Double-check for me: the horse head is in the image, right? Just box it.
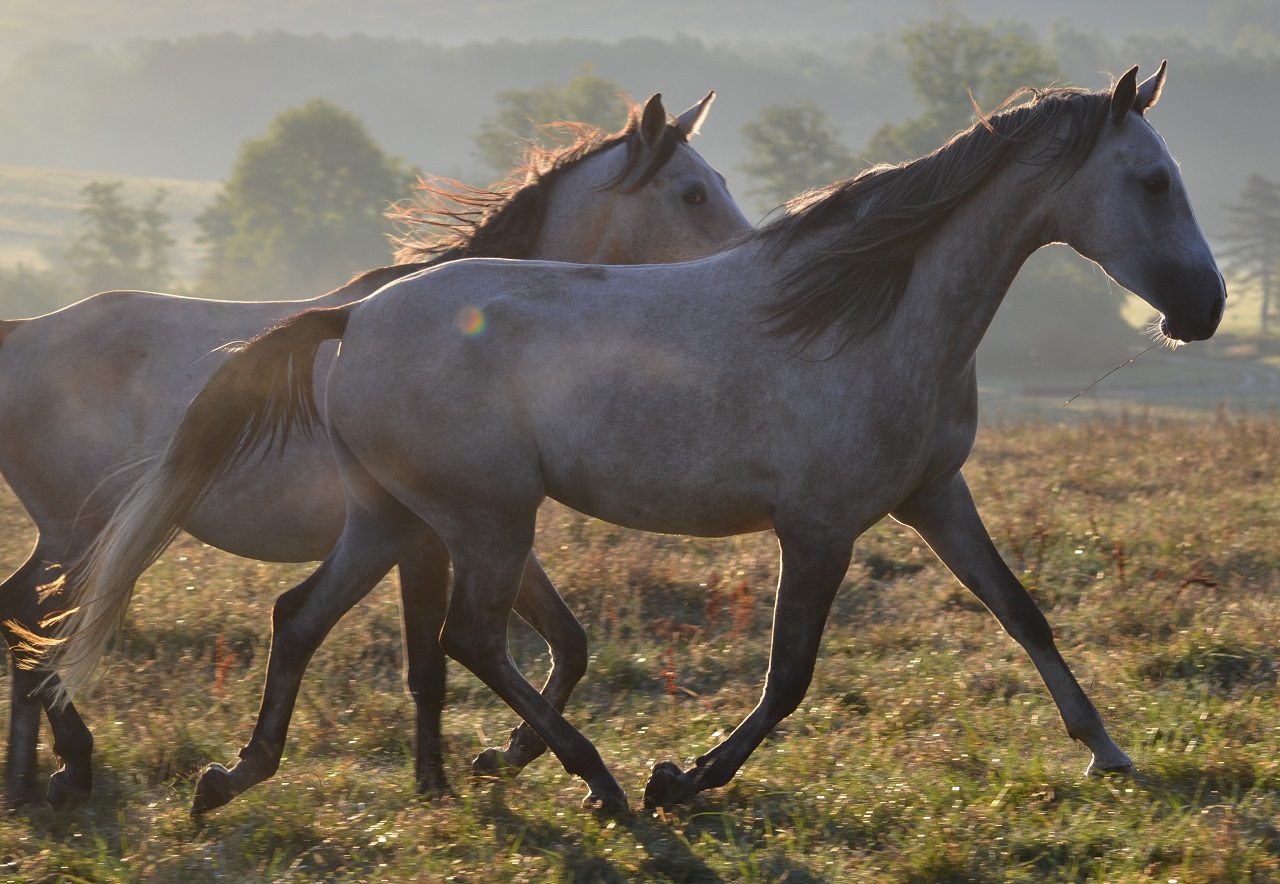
[533,92,750,264]
[1052,62,1226,343]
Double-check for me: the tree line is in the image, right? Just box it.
[3,12,1279,379]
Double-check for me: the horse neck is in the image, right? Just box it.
[891,162,1052,365]
[523,146,619,263]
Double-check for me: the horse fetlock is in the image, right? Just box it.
[503,724,548,768]
[236,739,281,777]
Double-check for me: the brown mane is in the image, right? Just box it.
[389,102,688,265]
[757,85,1113,353]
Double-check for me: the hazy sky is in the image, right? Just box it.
[0,0,1224,64]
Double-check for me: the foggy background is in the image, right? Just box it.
[1,0,1278,407]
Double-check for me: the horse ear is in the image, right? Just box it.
[1134,60,1167,115]
[675,91,716,140]
[1110,65,1139,124]
[640,93,667,147]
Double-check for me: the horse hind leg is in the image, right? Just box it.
[192,500,430,815]
[395,534,453,797]
[472,552,588,779]
[439,518,626,814]
[1,551,94,807]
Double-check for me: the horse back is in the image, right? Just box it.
[0,318,22,348]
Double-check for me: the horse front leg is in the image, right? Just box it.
[440,516,626,815]
[892,472,1134,775]
[644,526,853,807]
[2,552,94,807]
[472,553,588,778]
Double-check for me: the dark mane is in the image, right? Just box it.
[389,102,688,265]
[757,85,1113,352]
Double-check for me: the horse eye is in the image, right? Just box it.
[682,187,707,205]
[1141,174,1170,196]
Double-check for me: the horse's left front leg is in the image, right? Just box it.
[644,525,853,807]
[892,472,1134,775]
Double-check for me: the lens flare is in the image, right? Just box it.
[455,305,487,336]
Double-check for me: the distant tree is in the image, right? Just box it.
[979,248,1139,379]
[865,12,1058,163]
[0,263,75,317]
[197,99,415,297]
[63,181,174,293]
[740,103,856,215]
[1220,172,1280,335]
[473,67,628,177]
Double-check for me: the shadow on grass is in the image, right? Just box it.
[476,777,728,883]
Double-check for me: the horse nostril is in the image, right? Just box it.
[1210,296,1225,327]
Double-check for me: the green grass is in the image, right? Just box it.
[3,412,1280,881]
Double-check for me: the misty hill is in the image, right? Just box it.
[2,25,1278,241]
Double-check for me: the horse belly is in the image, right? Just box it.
[541,448,775,538]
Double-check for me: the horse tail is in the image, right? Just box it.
[16,305,353,704]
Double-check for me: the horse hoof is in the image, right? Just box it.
[643,760,694,808]
[3,784,39,813]
[47,768,92,808]
[581,789,631,817]
[415,773,456,800]
[1086,759,1138,778]
[1085,749,1136,778]
[191,763,236,816]
[470,748,512,780]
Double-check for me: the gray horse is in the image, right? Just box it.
[41,64,1226,815]
[0,92,749,806]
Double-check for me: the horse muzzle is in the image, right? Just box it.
[1158,270,1226,343]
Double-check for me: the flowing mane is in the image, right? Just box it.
[390,103,688,265]
[759,85,1114,352]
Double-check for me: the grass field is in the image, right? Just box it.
[1,410,1279,882]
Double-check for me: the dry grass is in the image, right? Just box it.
[2,409,1279,881]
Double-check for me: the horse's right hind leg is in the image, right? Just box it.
[396,535,453,797]
[1,552,94,807]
